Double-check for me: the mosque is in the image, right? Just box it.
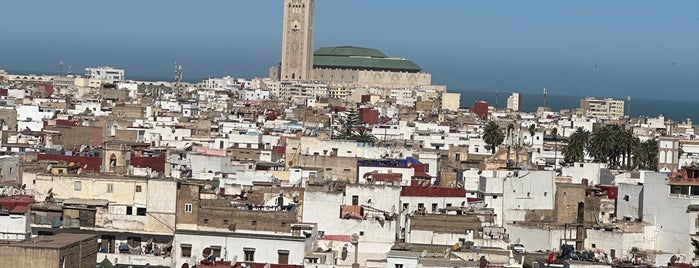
[271,0,432,88]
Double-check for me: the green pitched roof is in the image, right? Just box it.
[313,46,422,72]
[314,46,387,58]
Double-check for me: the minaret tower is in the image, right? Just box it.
[281,0,316,81]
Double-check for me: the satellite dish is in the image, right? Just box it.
[350,233,359,244]
[420,250,428,258]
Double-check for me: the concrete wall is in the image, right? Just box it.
[642,171,697,257]
[303,184,400,256]
[502,171,556,223]
[584,226,654,260]
[617,183,643,221]
[0,214,30,240]
[174,231,307,268]
[506,224,565,252]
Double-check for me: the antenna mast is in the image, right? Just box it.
[174,62,183,97]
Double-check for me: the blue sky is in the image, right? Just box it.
[1,1,697,100]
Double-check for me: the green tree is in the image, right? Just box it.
[528,124,536,145]
[588,125,620,166]
[353,127,377,145]
[633,139,658,170]
[563,127,590,163]
[483,121,505,155]
[334,109,359,139]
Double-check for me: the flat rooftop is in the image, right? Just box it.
[0,233,94,249]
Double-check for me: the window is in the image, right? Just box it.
[395,265,404,268]
[184,203,193,213]
[136,207,147,216]
[126,206,133,215]
[455,153,461,161]
[74,181,82,191]
[417,203,424,211]
[211,246,222,258]
[402,203,409,211]
[106,184,114,193]
[204,219,209,224]
[623,195,630,201]
[135,185,142,192]
[252,220,257,226]
[278,250,290,264]
[223,219,229,225]
[431,203,438,212]
[352,195,359,206]
[181,244,192,257]
[244,248,255,262]
[446,203,452,207]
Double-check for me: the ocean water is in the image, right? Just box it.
[458,90,698,122]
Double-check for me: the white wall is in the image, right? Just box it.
[0,214,30,240]
[174,232,307,268]
[642,171,698,257]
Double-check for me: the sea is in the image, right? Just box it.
[458,90,699,122]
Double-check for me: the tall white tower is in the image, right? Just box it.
[281,0,315,81]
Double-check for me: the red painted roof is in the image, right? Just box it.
[320,234,351,242]
[0,195,35,214]
[193,261,233,268]
[232,262,303,268]
[401,185,466,197]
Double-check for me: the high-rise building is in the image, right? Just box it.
[579,97,625,119]
[280,0,315,81]
[506,92,521,112]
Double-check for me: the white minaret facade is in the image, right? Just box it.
[281,0,315,81]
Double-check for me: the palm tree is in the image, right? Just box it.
[353,127,377,145]
[483,121,505,155]
[635,139,658,170]
[588,125,617,165]
[528,124,536,145]
[563,127,589,163]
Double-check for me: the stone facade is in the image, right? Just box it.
[281,0,315,81]
[312,68,432,88]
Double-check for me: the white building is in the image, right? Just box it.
[506,92,521,112]
[579,97,625,119]
[85,66,125,84]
